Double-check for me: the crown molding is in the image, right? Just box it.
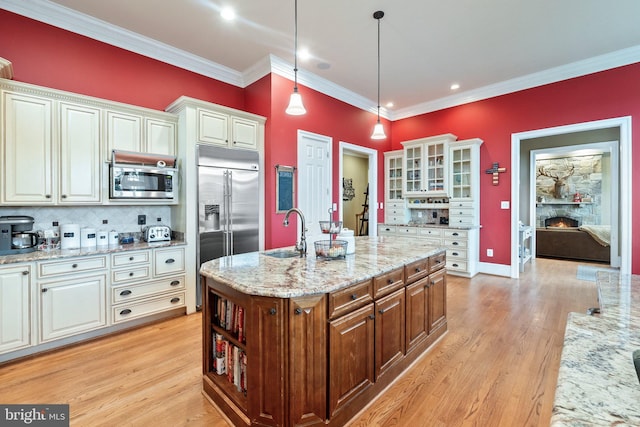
[0,0,244,86]
[4,0,639,121]
[392,45,640,120]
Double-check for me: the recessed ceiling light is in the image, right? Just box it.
[385,102,394,108]
[221,7,236,21]
[298,48,311,61]
[450,83,460,91]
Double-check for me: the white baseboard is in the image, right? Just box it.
[477,262,512,277]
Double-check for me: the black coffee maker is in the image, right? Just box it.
[0,215,38,255]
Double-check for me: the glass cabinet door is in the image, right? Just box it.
[450,147,472,199]
[425,142,445,193]
[404,146,422,193]
[386,155,403,200]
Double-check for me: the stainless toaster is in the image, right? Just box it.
[143,225,171,242]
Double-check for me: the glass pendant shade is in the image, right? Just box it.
[286,89,306,115]
[371,121,386,139]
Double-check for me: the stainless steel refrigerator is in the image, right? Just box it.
[197,145,260,307]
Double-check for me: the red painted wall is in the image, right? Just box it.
[0,10,245,111]
[247,74,391,249]
[393,64,640,272]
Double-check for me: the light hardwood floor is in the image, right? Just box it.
[0,258,600,426]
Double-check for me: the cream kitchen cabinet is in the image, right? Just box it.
[401,134,457,196]
[1,91,54,204]
[105,110,177,159]
[197,107,260,150]
[2,91,101,204]
[0,263,32,354]
[111,247,185,324]
[449,138,482,217]
[384,150,407,224]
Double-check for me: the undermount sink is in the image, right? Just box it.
[264,250,301,258]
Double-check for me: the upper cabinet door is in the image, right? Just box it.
[197,109,229,146]
[2,91,54,203]
[230,117,258,150]
[59,102,101,203]
[145,118,176,156]
[106,110,143,158]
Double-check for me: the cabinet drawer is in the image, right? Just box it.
[449,216,475,227]
[429,252,446,273]
[385,201,405,210]
[449,207,474,217]
[112,250,150,267]
[373,267,404,299]
[443,229,468,239]
[112,291,185,323]
[445,239,468,249]
[378,225,397,235]
[328,279,373,319]
[154,247,185,276]
[396,226,417,236]
[112,276,185,303]
[384,215,405,225]
[446,248,467,260]
[111,266,151,284]
[449,201,473,209]
[404,258,429,284]
[39,256,107,278]
[446,260,468,272]
[418,228,443,237]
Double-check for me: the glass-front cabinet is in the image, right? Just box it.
[448,138,482,201]
[401,134,456,196]
[384,150,404,201]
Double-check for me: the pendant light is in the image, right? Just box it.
[371,10,386,140]
[285,0,306,115]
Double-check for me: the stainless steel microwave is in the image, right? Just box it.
[110,164,178,200]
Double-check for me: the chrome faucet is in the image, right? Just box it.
[283,208,307,257]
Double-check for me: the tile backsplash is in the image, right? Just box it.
[0,206,172,236]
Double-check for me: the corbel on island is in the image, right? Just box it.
[199,236,447,426]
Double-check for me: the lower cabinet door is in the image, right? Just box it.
[40,274,106,342]
[289,295,327,425]
[0,265,31,354]
[405,278,429,353]
[375,288,406,381]
[328,303,375,418]
[428,269,447,332]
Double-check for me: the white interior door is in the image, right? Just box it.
[297,130,332,245]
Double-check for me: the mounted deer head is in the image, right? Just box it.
[537,163,575,199]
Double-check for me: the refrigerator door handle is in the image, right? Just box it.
[228,170,234,255]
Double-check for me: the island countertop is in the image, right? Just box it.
[551,272,640,426]
[199,236,445,298]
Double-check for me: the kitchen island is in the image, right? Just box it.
[199,236,447,427]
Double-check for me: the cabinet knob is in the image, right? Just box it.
[165,258,175,264]
[72,263,78,268]
[22,270,29,275]
[170,297,180,304]
[129,256,134,261]
[269,308,277,315]
[129,272,134,277]
[45,194,51,198]
[351,294,358,300]
[120,309,132,315]
[61,194,67,199]
[41,288,48,293]
[415,267,421,272]
[120,290,132,296]
[368,314,375,320]
[387,278,393,284]
[295,307,302,315]
[170,280,180,286]
[378,309,385,315]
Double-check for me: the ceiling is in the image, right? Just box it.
[5,0,640,119]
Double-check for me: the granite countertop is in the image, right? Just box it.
[381,222,478,230]
[0,240,186,265]
[551,272,640,426]
[200,236,445,298]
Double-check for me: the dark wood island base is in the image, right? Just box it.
[200,239,446,426]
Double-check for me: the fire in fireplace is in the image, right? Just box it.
[544,216,581,228]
